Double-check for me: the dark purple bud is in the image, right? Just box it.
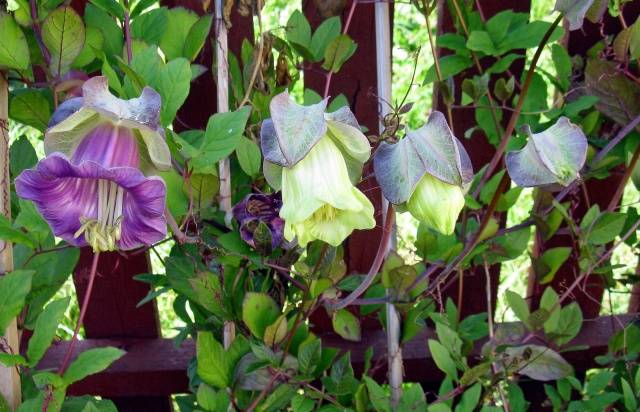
[232,193,284,251]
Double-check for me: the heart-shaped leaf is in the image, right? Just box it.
[374,111,473,204]
[261,91,327,167]
[506,117,587,188]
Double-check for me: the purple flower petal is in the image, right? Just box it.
[15,154,166,250]
[72,122,140,168]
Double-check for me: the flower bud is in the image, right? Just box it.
[406,173,465,235]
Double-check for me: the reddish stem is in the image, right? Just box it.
[123,0,133,64]
[57,252,100,375]
[473,14,563,198]
[325,205,395,310]
[323,0,358,98]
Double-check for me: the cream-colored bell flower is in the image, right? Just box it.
[406,173,465,235]
[279,135,375,247]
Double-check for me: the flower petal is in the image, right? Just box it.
[280,136,366,224]
[407,173,464,235]
[15,153,166,249]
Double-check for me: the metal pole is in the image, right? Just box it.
[375,2,403,409]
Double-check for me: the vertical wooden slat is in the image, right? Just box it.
[0,73,21,411]
[435,0,531,317]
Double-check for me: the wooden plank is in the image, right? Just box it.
[0,72,21,411]
[37,314,632,396]
[434,0,531,317]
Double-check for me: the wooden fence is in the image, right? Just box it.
[29,0,640,411]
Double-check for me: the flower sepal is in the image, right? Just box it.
[45,76,171,173]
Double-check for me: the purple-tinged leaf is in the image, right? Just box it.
[585,59,640,128]
[554,0,595,31]
[45,76,171,171]
[261,90,328,167]
[374,111,472,205]
[506,117,587,188]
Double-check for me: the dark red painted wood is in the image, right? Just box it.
[434,1,531,317]
[38,315,631,396]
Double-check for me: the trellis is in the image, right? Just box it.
[0,0,637,411]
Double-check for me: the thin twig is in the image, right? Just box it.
[473,14,563,198]
[323,0,358,98]
[58,252,100,375]
[324,206,395,310]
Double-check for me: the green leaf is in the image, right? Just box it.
[27,298,69,367]
[630,17,640,59]
[455,383,482,412]
[428,339,458,380]
[0,270,33,331]
[159,7,198,60]
[242,292,280,339]
[257,384,296,412]
[467,30,497,55]
[263,315,288,347]
[507,383,528,412]
[130,8,168,46]
[585,59,640,128]
[621,378,637,411]
[196,331,229,389]
[10,90,51,132]
[331,309,361,342]
[196,383,229,412]
[310,16,341,62]
[176,106,251,174]
[424,55,473,84]
[0,353,27,367]
[552,303,582,345]
[89,0,124,20]
[322,34,357,73]
[487,53,523,74]
[505,290,530,329]
[298,338,321,375]
[551,43,572,91]
[85,4,123,57]
[291,394,314,412]
[73,26,104,68]
[236,137,262,177]
[183,14,212,61]
[498,21,564,54]
[585,212,626,244]
[286,10,311,50]
[154,57,192,126]
[504,345,573,381]
[42,6,86,76]
[0,12,30,70]
[363,376,391,412]
[535,247,571,284]
[539,287,561,334]
[63,347,125,385]
[9,136,38,177]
